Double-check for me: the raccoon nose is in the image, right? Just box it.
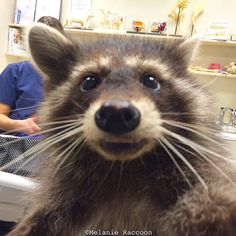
[95,100,141,135]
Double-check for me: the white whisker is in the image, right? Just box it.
[12,139,72,176]
[174,142,235,186]
[199,77,218,88]
[38,119,80,126]
[52,137,84,175]
[31,121,82,137]
[162,119,215,133]
[0,121,81,153]
[118,161,125,189]
[0,124,82,171]
[0,120,80,138]
[9,104,40,113]
[18,125,84,172]
[158,138,193,188]
[162,119,222,147]
[160,126,236,163]
[160,135,208,189]
[173,143,197,157]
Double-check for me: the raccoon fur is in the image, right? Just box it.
[7,24,236,236]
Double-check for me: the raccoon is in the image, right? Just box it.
[7,24,236,236]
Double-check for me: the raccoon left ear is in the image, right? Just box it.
[178,36,199,65]
[28,23,78,88]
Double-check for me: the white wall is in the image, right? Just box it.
[0,0,17,72]
[67,0,236,37]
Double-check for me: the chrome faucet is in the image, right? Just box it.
[219,107,235,126]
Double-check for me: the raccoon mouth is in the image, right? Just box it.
[100,139,146,154]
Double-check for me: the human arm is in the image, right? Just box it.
[0,63,42,135]
[0,103,41,135]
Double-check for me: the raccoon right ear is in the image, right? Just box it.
[178,36,200,65]
[28,23,78,87]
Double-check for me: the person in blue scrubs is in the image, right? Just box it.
[0,61,43,136]
[0,16,65,137]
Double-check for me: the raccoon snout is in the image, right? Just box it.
[95,100,141,135]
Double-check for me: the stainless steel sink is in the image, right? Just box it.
[220,132,236,141]
[216,124,236,141]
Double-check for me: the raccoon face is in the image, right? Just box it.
[28,24,207,161]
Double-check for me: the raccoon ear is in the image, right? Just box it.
[178,36,199,65]
[28,23,78,87]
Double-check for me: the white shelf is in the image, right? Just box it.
[50,29,236,47]
[5,52,30,59]
[65,28,127,36]
[8,23,27,28]
[8,24,236,47]
[200,39,236,47]
[190,69,236,79]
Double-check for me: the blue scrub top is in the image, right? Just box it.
[0,61,43,136]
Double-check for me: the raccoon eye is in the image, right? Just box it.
[80,75,99,92]
[141,75,160,90]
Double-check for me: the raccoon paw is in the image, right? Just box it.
[166,186,236,236]
[167,208,236,236]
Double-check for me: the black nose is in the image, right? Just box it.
[95,100,141,135]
